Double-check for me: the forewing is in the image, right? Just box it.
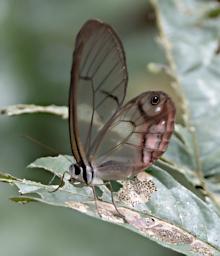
[69,19,128,162]
[93,91,176,179]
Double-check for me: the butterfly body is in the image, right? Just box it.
[68,20,176,186]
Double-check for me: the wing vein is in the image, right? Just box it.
[85,31,111,76]
[80,27,106,76]
[91,45,116,81]
[95,77,126,110]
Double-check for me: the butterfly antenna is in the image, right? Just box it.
[22,134,59,154]
[21,134,73,186]
[21,134,73,162]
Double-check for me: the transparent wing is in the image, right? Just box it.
[69,19,128,163]
[92,91,176,180]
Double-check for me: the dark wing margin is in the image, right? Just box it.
[69,39,86,165]
[69,19,128,164]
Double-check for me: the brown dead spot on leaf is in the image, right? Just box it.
[128,216,156,231]
[150,225,193,244]
[97,201,125,224]
[128,215,193,245]
[118,172,157,207]
[112,205,157,229]
[65,201,88,213]
[191,241,213,256]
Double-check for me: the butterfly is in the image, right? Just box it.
[67,19,176,208]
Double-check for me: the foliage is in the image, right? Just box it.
[1,0,220,255]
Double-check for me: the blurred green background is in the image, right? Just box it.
[0,1,180,255]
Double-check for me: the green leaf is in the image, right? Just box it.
[151,0,220,210]
[204,7,220,19]
[162,125,199,184]
[0,171,17,181]
[1,155,220,256]
[10,197,38,204]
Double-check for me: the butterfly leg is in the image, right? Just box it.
[48,174,56,185]
[106,181,128,223]
[49,171,68,192]
[91,185,103,218]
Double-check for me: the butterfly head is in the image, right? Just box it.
[69,163,93,185]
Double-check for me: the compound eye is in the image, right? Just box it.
[74,164,81,175]
[151,95,160,105]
